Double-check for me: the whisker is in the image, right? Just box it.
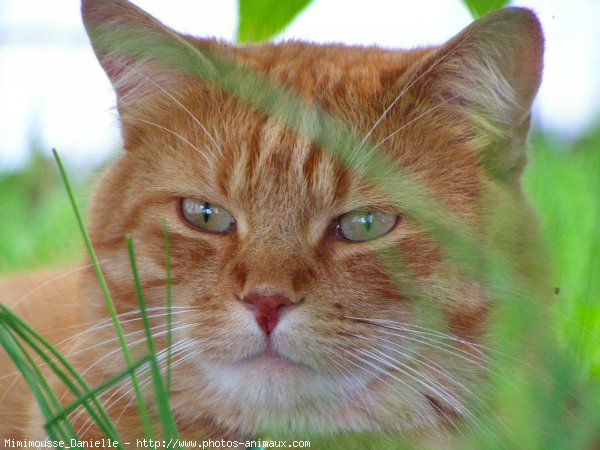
[0,309,197,384]
[355,334,513,442]
[370,345,493,440]
[62,322,176,359]
[0,317,197,404]
[9,262,105,311]
[335,345,432,425]
[345,316,486,355]
[345,316,489,369]
[349,37,471,166]
[60,321,205,421]
[64,322,185,387]
[129,67,222,155]
[71,338,202,434]
[59,322,203,416]
[370,334,482,394]
[56,308,199,351]
[88,322,204,381]
[112,349,201,428]
[356,345,463,414]
[350,345,465,436]
[121,115,211,165]
[376,90,467,147]
[347,316,541,380]
[330,357,379,426]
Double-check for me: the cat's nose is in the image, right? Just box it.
[240,291,294,336]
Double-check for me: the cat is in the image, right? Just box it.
[0,0,548,445]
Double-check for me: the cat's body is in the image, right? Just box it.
[0,271,84,437]
[1,0,547,444]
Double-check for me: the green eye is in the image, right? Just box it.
[181,199,235,233]
[337,210,398,242]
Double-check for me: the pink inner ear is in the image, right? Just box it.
[82,0,176,99]
[100,54,137,98]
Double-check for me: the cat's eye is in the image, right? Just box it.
[181,199,235,233]
[336,210,398,242]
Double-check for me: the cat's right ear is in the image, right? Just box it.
[81,0,217,114]
[397,8,544,185]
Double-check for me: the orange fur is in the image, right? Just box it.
[1,0,546,443]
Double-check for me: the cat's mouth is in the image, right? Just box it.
[240,347,298,365]
[246,348,289,362]
[238,348,307,372]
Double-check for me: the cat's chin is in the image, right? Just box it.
[167,341,453,437]
[199,345,319,393]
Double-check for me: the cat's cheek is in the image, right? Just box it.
[169,235,221,270]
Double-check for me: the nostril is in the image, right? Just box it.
[240,291,295,336]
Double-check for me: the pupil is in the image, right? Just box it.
[364,212,374,232]
[203,202,212,223]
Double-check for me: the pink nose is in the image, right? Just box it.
[241,291,293,336]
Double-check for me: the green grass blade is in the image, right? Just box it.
[127,236,158,358]
[163,221,173,392]
[124,236,156,439]
[0,304,122,443]
[0,323,71,442]
[53,148,150,440]
[5,323,79,439]
[127,236,181,444]
[46,355,152,431]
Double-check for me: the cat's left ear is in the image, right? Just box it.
[81,0,217,142]
[400,8,544,184]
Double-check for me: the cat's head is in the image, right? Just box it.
[81,0,544,437]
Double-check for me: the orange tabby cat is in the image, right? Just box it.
[0,0,546,444]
